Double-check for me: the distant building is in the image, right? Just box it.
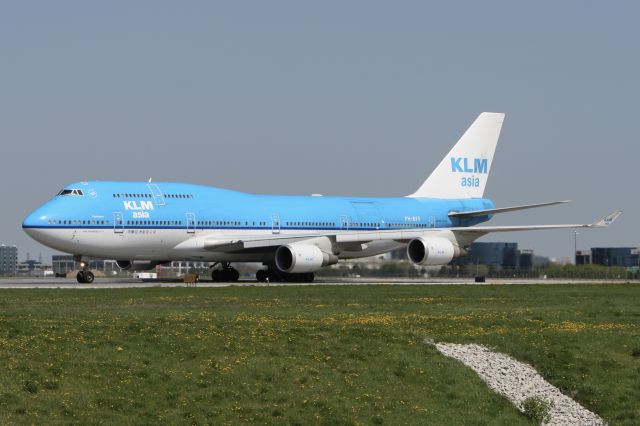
[575,250,592,265]
[519,250,534,271]
[16,259,56,277]
[385,247,408,260]
[452,242,533,270]
[0,244,18,275]
[591,247,640,268]
[453,242,516,268]
[20,259,42,271]
[52,255,77,275]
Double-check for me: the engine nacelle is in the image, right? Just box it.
[115,260,164,271]
[275,244,338,273]
[407,237,460,266]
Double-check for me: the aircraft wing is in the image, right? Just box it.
[203,234,323,251]
[448,200,570,219]
[179,211,621,253]
[336,211,622,247]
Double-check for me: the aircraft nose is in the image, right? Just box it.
[22,201,69,251]
[22,204,52,234]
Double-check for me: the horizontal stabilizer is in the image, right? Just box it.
[448,200,570,219]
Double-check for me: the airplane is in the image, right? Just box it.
[22,112,621,284]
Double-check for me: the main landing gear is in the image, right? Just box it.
[256,265,314,283]
[211,263,240,282]
[75,257,95,284]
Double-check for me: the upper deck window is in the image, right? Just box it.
[57,189,84,196]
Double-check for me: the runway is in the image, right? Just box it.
[0,277,636,289]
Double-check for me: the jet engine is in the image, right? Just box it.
[275,244,338,273]
[407,237,462,266]
[115,260,165,271]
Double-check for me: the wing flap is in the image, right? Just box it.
[199,234,325,252]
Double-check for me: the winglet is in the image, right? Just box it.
[591,211,622,228]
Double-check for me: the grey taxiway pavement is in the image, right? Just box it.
[0,277,636,289]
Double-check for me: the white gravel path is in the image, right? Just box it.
[434,343,605,425]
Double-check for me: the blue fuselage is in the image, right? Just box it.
[23,181,494,234]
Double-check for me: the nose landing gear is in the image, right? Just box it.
[76,270,95,284]
[75,257,95,284]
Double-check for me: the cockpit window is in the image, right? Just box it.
[57,189,84,196]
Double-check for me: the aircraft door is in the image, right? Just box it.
[340,215,349,230]
[186,213,196,234]
[271,214,280,234]
[350,202,383,229]
[113,212,124,234]
[147,183,165,206]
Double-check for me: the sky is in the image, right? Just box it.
[1,1,638,263]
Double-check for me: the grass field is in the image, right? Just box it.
[0,284,638,425]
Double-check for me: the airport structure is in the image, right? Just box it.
[581,247,640,269]
[52,255,115,275]
[575,250,592,265]
[0,244,18,276]
[450,242,535,271]
[51,254,209,277]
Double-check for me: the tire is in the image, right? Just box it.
[76,271,86,283]
[231,269,240,281]
[84,271,95,284]
[268,270,283,282]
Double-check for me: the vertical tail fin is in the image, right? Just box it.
[408,112,505,199]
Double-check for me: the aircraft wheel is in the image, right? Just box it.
[76,270,94,283]
[212,268,239,282]
[230,269,240,282]
[268,269,283,282]
[256,270,267,282]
